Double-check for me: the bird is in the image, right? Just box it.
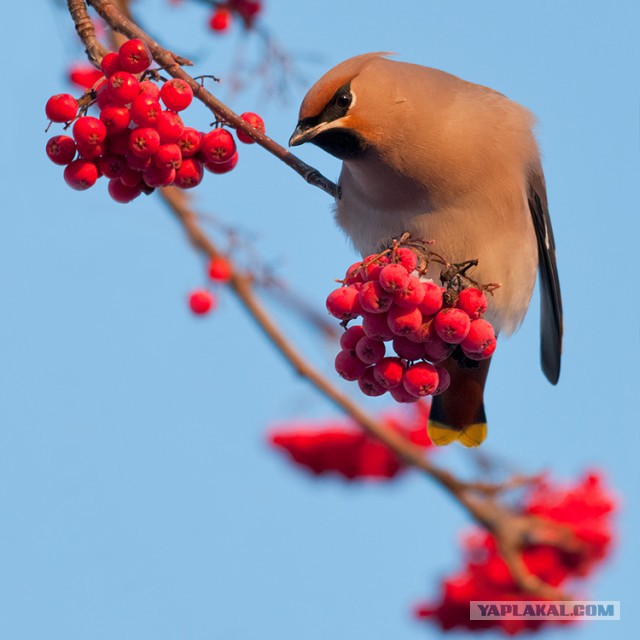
[289,53,562,447]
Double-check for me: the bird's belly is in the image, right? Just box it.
[335,198,538,335]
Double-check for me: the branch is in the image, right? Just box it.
[67,0,110,66]
[81,0,339,198]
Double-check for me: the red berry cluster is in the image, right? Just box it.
[188,256,233,316]
[269,402,432,480]
[209,0,263,33]
[326,246,497,402]
[415,472,616,635]
[45,38,265,204]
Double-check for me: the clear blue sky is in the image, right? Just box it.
[1,1,638,638]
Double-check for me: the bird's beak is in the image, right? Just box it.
[289,121,326,147]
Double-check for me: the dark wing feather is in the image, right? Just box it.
[528,167,563,384]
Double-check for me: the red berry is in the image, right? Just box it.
[174,158,204,188]
[45,94,78,122]
[209,8,231,32]
[355,336,386,365]
[432,365,451,396]
[72,117,106,149]
[387,305,422,337]
[97,154,127,178]
[204,152,238,174]
[46,135,76,165]
[461,319,496,354]
[340,325,365,350]
[77,142,106,160]
[108,178,143,203]
[433,308,471,344]
[125,151,152,172]
[142,163,176,188]
[389,385,420,404]
[363,254,389,280]
[188,289,215,315]
[393,275,425,308]
[391,336,424,361]
[208,257,232,282]
[373,357,404,389]
[236,112,265,144]
[63,159,99,190]
[100,51,121,76]
[344,261,364,285]
[394,247,418,272]
[160,78,193,111]
[418,281,445,317]
[68,64,103,90]
[362,312,395,341]
[464,337,497,361]
[128,127,161,158]
[108,130,131,155]
[120,166,144,187]
[457,287,488,320]
[118,38,151,74]
[153,143,182,170]
[422,332,456,363]
[326,286,362,320]
[359,280,393,314]
[379,263,410,293]
[177,127,202,157]
[155,110,185,143]
[235,0,262,26]
[201,128,236,163]
[95,79,112,109]
[334,349,367,381]
[100,104,131,133]
[138,80,160,99]
[403,362,439,397]
[130,94,162,127]
[357,368,387,397]
[107,71,140,105]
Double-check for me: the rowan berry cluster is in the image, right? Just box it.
[208,1,263,33]
[45,38,265,204]
[326,244,497,402]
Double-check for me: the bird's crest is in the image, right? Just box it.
[298,52,395,120]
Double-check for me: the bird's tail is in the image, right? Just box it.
[427,357,491,448]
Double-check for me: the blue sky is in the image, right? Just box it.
[1,0,638,638]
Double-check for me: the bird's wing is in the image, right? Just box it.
[528,166,563,384]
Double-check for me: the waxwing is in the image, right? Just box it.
[290,53,562,447]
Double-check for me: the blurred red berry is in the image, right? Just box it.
[209,8,232,32]
[188,289,215,315]
[208,257,232,282]
[68,64,103,89]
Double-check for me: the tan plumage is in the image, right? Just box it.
[290,54,563,445]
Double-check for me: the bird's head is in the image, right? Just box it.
[289,53,394,160]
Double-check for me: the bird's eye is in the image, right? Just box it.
[335,92,352,109]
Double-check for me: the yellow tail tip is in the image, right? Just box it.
[427,421,488,448]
